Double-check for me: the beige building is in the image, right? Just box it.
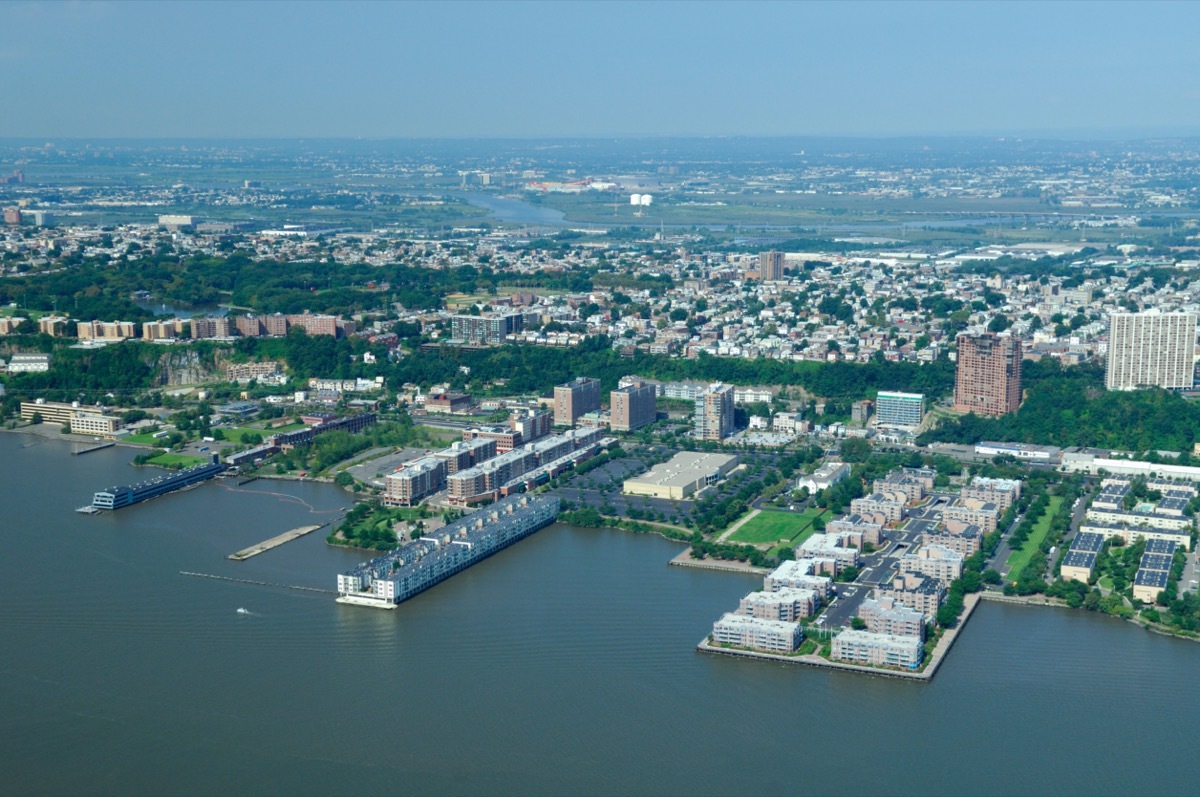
[763,559,833,599]
[961,477,1021,512]
[20,400,121,437]
[850,493,905,526]
[900,544,964,585]
[695,382,735,441]
[623,451,737,500]
[77,320,137,341]
[872,571,944,618]
[142,319,188,341]
[38,316,69,336]
[736,588,818,621]
[922,524,982,557]
[384,456,447,507]
[832,629,923,669]
[826,516,884,547]
[794,533,860,571]
[1060,551,1097,584]
[711,612,802,654]
[943,497,1000,532]
[857,596,926,640]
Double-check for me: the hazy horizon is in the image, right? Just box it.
[2,0,1197,139]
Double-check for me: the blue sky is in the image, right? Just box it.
[1,0,1197,138]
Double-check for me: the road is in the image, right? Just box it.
[815,492,957,627]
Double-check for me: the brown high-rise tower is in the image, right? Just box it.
[953,333,1022,416]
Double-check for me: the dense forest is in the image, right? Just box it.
[922,358,1200,454]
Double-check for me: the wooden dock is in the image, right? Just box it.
[227,524,326,561]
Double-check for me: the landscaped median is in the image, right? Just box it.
[1005,495,1065,582]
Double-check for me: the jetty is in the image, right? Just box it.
[227,524,326,560]
[72,442,115,456]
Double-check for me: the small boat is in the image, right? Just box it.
[236,607,249,615]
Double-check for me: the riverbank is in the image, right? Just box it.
[696,592,982,681]
[669,548,769,575]
[978,590,1200,643]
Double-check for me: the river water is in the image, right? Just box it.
[1,432,1197,796]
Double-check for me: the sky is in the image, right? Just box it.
[1,0,1198,139]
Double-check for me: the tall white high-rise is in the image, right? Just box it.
[1105,311,1198,391]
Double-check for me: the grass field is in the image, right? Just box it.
[125,433,167,445]
[146,453,207,468]
[1005,495,1065,581]
[221,427,272,444]
[728,507,832,545]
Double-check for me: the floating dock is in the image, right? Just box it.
[227,524,327,561]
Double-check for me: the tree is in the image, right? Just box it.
[850,616,867,630]
[29,412,42,425]
[840,437,871,463]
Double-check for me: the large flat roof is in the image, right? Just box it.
[625,451,737,490]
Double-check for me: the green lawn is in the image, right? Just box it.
[221,427,272,444]
[146,453,207,468]
[728,507,832,545]
[1005,496,1065,581]
[126,433,168,445]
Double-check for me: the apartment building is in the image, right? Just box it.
[610,379,657,432]
[922,523,983,557]
[190,315,233,339]
[857,597,926,640]
[794,533,860,570]
[943,497,1000,532]
[384,456,447,507]
[900,544,964,585]
[77,320,137,340]
[554,377,602,427]
[872,571,945,618]
[850,493,905,526]
[832,629,923,669]
[711,612,802,654]
[1105,311,1197,391]
[875,391,925,429]
[694,382,735,441]
[953,332,1022,416]
[961,477,1022,512]
[434,438,496,474]
[763,559,833,599]
[450,312,524,345]
[736,588,818,622]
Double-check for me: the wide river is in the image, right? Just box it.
[1,432,1197,796]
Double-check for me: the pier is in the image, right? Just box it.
[72,442,115,456]
[227,524,327,561]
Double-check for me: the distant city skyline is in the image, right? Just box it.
[1,1,1198,139]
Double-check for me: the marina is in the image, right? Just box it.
[227,524,327,561]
